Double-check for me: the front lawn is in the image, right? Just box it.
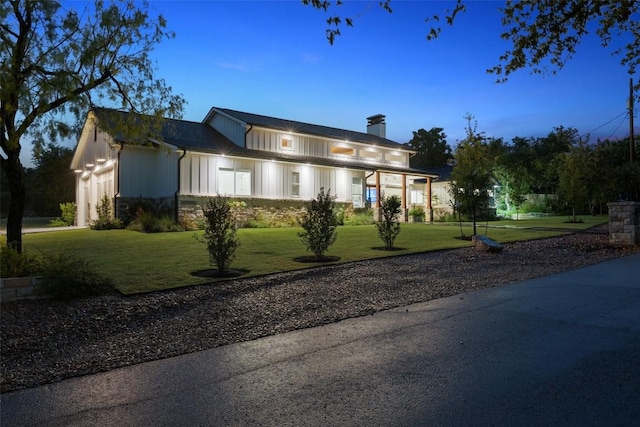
[7,215,606,295]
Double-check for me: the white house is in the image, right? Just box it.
[71,107,439,226]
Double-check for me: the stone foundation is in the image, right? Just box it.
[0,277,43,302]
[608,201,640,245]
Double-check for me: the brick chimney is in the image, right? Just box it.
[367,114,386,138]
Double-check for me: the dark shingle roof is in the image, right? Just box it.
[212,107,410,151]
[91,107,437,177]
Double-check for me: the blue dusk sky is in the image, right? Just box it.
[146,0,634,145]
[44,0,635,166]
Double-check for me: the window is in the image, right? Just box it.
[291,172,300,197]
[385,152,405,163]
[218,168,251,196]
[281,137,293,150]
[410,189,424,204]
[331,145,354,156]
[360,149,380,161]
[352,177,363,208]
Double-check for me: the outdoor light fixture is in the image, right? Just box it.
[96,158,106,163]
[85,163,94,168]
[74,169,83,173]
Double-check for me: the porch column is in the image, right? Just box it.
[426,176,433,222]
[402,174,407,222]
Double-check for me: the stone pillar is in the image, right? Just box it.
[608,201,640,245]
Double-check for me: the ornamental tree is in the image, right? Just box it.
[298,187,338,260]
[0,0,185,252]
[449,115,494,236]
[201,195,240,274]
[375,194,402,250]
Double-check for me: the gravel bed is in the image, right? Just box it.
[1,229,638,393]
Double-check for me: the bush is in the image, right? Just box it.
[409,206,425,221]
[49,202,76,227]
[198,195,240,273]
[90,194,123,230]
[0,246,43,277]
[298,188,338,260]
[34,251,113,299]
[127,212,183,233]
[376,195,402,250]
[343,209,375,226]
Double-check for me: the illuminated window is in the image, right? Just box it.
[281,137,293,150]
[352,177,363,208]
[331,145,354,156]
[360,149,380,161]
[219,168,251,196]
[386,152,405,163]
[291,172,300,197]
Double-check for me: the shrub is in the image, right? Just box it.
[0,246,43,277]
[298,188,338,260]
[409,206,425,221]
[198,195,240,273]
[376,195,402,250]
[34,251,113,299]
[49,202,76,227]
[90,194,123,230]
[127,212,183,233]
[343,209,374,226]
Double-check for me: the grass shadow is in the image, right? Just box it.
[293,255,341,263]
[191,268,250,279]
[371,246,407,251]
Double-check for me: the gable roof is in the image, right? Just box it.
[83,107,437,178]
[208,107,412,152]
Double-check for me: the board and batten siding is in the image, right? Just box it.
[119,146,178,198]
[245,127,410,168]
[206,112,245,146]
[180,152,365,203]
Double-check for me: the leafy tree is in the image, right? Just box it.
[1,0,185,252]
[530,127,577,194]
[27,143,75,217]
[492,136,534,215]
[557,140,592,221]
[303,1,640,94]
[376,194,402,250]
[201,195,240,274]
[449,115,494,236]
[298,187,338,260]
[405,127,452,168]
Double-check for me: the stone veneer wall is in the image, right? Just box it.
[608,201,640,245]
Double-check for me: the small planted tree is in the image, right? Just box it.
[298,187,338,260]
[376,194,402,250]
[90,194,123,230]
[201,195,239,274]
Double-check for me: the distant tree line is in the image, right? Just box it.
[406,118,640,223]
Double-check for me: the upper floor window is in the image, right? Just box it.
[281,137,293,150]
[385,152,405,163]
[331,145,354,156]
[360,149,381,161]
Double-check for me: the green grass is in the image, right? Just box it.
[3,215,605,295]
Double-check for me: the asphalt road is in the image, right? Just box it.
[2,253,639,426]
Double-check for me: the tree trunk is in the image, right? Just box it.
[3,152,26,252]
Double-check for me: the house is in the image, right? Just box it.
[71,107,439,226]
